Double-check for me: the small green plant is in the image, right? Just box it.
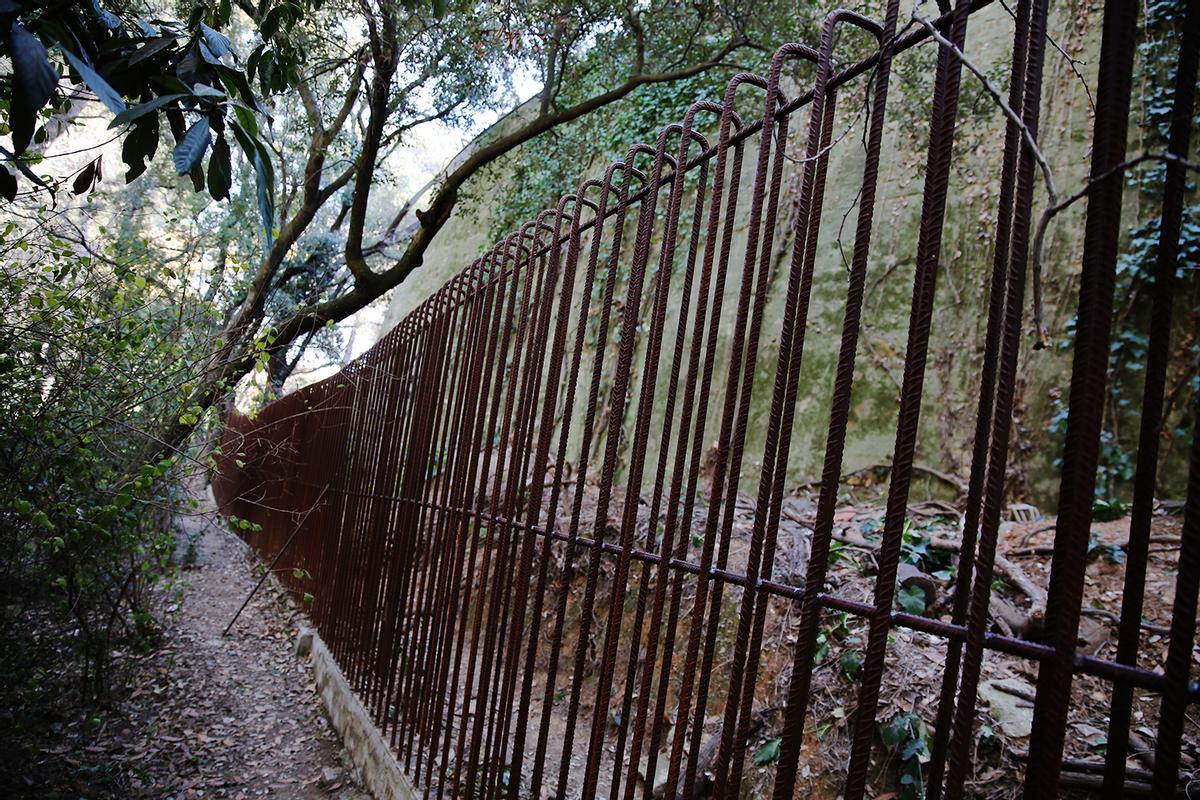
[839,649,864,679]
[813,613,853,665]
[753,736,782,765]
[813,629,831,664]
[1091,497,1128,522]
[978,723,1002,754]
[896,585,927,616]
[860,518,882,539]
[1087,536,1126,564]
[880,711,932,799]
[900,519,954,572]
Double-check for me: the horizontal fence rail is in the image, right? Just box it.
[214,0,1200,797]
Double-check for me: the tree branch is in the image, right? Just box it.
[268,36,749,349]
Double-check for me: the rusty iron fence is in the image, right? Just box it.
[212,0,1200,796]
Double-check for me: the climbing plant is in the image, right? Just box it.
[1055,0,1200,502]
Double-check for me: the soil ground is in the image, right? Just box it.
[3,488,370,800]
[420,475,1199,799]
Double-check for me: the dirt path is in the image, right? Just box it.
[18,488,371,800]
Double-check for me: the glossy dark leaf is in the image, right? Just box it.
[175,41,207,87]
[109,93,187,128]
[259,5,285,40]
[72,157,101,195]
[191,82,225,98]
[206,134,231,200]
[188,161,205,192]
[172,116,211,174]
[216,65,266,115]
[61,46,126,115]
[246,42,266,77]
[253,146,274,241]
[198,39,226,66]
[0,168,16,202]
[200,23,231,58]
[165,107,186,143]
[122,113,159,182]
[231,121,274,240]
[8,21,60,154]
[231,105,260,138]
[128,36,178,67]
[256,52,275,97]
[91,0,121,30]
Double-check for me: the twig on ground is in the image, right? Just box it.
[831,528,1045,612]
[1006,534,1182,557]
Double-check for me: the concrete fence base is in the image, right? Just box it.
[306,629,418,800]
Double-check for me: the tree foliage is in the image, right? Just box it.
[0,208,219,711]
[0,0,289,234]
[0,0,784,717]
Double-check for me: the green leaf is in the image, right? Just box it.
[128,36,178,67]
[172,116,211,174]
[200,23,231,59]
[60,46,126,115]
[839,649,864,679]
[897,584,926,616]
[0,167,17,201]
[217,65,268,116]
[231,120,274,240]
[752,737,782,766]
[900,736,928,761]
[122,113,159,182]
[1091,497,1127,521]
[110,93,188,128]
[191,82,226,98]
[71,157,101,195]
[207,134,231,200]
[8,21,60,154]
[259,5,286,40]
[231,105,260,138]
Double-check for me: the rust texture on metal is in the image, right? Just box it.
[212,1,1199,797]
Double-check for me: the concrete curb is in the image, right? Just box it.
[307,629,418,800]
